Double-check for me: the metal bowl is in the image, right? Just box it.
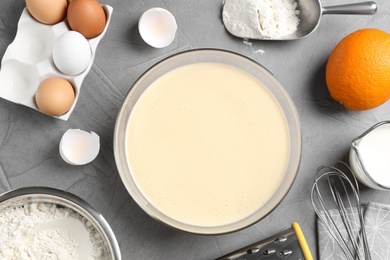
[0,186,121,259]
[114,49,301,234]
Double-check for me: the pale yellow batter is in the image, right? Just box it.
[126,62,290,227]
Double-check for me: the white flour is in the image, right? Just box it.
[0,202,109,260]
[222,0,300,39]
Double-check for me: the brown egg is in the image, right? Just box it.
[26,0,68,25]
[35,78,75,116]
[67,0,106,39]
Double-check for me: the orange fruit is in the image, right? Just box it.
[326,28,390,110]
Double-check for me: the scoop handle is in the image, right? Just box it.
[322,1,377,15]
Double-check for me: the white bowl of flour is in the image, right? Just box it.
[0,187,121,260]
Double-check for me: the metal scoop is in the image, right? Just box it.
[222,1,378,40]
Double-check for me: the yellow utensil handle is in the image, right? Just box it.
[292,222,313,260]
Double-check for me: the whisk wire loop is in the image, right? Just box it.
[311,162,371,260]
[312,172,355,259]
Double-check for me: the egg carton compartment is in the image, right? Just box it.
[0,5,113,121]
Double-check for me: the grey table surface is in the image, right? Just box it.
[1,0,390,259]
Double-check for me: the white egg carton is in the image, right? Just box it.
[0,5,113,120]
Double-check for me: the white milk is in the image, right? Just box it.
[125,63,290,227]
[350,123,390,189]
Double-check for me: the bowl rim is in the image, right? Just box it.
[114,48,302,235]
[0,186,121,259]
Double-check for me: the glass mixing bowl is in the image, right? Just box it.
[114,49,301,235]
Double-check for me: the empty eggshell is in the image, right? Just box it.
[59,129,100,165]
[138,8,177,48]
[53,31,92,75]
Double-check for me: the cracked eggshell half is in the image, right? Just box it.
[138,8,177,48]
[60,129,100,165]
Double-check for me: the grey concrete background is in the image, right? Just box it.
[1,0,390,259]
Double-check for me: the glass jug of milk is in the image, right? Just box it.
[350,121,390,190]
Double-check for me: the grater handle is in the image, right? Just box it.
[215,222,313,260]
[292,222,313,260]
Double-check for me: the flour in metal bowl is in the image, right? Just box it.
[0,187,120,260]
[0,202,108,259]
